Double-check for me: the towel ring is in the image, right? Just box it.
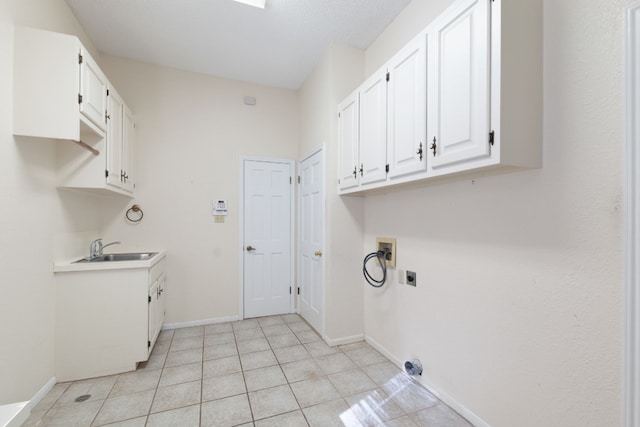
[126,204,144,223]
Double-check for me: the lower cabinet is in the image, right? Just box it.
[54,255,167,382]
[148,270,166,355]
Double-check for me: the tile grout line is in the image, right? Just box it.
[235,319,256,425]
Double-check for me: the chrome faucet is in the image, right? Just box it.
[89,238,121,259]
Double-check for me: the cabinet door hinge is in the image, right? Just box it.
[78,94,83,104]
[297,176,301,184]
[289,286,292,295]
[148,340,151,348]
[290,176,292,184]
[385,164,389,173]
[106,89,110,96]
[148,295,151,303]
[78,53,83,64]
[297,287,300,295]
[105,169,109,178]
[386,72,390,82]
[489,130,495,146]
[338,112,341,118]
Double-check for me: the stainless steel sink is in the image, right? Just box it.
[74,252,158,263]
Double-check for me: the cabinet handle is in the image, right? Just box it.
[352,166,357,179]
[121,170,129,182]
[359,164,364,177]
[246,245,256,252]
[314,250,323,257]
[430,137,437,157]
[416,142,423,161]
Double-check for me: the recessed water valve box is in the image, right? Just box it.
[376,237,396,267]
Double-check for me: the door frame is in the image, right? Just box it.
[297,144,326,333]
[626,3,640,426]
[238,156,296,320]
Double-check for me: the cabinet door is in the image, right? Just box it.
[122,106,135,193]
[387,34,427,179]
[359,69,388,186]
[106,88,124,190]
[157,274,166,332]
[79,49,108,132]
[338,92,360,191]
[428,0,490,169]
[148,280,159,354]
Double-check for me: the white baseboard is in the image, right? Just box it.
[1,376,56,427]
[324,333,364,347]
[162,315,239,330]
[365,335,490,427]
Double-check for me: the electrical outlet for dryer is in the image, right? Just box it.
[376,237,396,267]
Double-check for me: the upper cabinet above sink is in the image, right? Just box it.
[13,27,106,145]
[13,26,136,197]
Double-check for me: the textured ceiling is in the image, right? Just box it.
[64,0,412,90]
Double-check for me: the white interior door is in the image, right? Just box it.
[298,149,324,333]
[243,160,293,318]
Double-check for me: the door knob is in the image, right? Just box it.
[314,250,322,257]
[246,245,256,252]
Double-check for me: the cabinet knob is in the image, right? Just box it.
[314,250,323,257]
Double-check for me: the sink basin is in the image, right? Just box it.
[74,252,158,263]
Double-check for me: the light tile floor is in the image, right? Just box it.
[24,314,472,426]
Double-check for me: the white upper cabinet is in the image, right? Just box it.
[122,106,136,193]
[106,88,124,190]
[106,87,135,194]
[427,0,490,171]
[337,0,541,194]
[387,33,427,179]
[14,27,136,197]
[79,50,108,133]
[338,91,360,191]
[359,68,388,185]
[13,27,104,144]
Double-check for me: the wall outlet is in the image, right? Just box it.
[406,271,416,287]
[214,216,225,223]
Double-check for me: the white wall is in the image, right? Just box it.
[98,56,299,324]
[0,0,104,404]
[356,0,629,425]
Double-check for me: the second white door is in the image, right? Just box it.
[243,160,293,318]
[298,149,324,333]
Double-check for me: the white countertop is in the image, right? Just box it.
[54,250,167,273]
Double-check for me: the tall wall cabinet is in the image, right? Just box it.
[13,27,135,197]
[338,0,542,194]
